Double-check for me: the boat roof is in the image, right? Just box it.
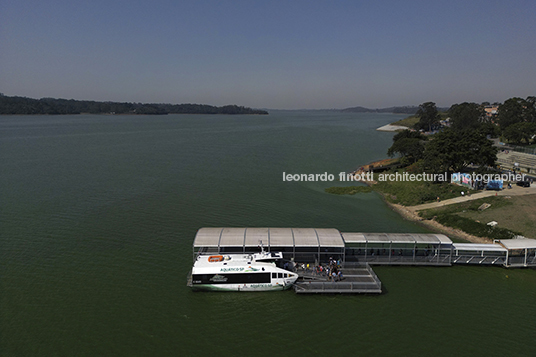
[193,227,345,249]
[193,254,281,270]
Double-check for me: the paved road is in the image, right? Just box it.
[408,184,536,212]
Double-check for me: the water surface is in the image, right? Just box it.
[1,112,534,355]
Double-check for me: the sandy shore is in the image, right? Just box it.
[385,200,492,243]
[376,124,409,132]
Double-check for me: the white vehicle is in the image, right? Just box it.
[190,249,298,292]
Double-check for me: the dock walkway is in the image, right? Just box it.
[293,264,382,294]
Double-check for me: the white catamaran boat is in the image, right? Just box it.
[190,248,298,292]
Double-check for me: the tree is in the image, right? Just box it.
[423,128,497,174]
[497,97,525,129]
[448,102,484,131]
[387,130,427,165]
[524,96,536,123]
[502,122,536,145]
[0,94,269,115]
[414,102,440,132]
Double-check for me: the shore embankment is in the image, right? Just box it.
[384,200,492,244]
[356,159,536,243]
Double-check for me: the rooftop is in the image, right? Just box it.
[342,232,452,245]
[193,227,345,249]
[499,238,536,250]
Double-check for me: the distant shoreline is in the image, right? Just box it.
[0,112,270,116]
[0,95,269,115]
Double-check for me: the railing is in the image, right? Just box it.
[452,255,506,265]
[186,269,193,287]
[344,253,452,265]
[294,263,382,293]
[507,255,536,267]
[298,281,381,292]
[511,145,536,156]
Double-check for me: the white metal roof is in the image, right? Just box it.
[293,228,320,247]
[499,238,536,250]
[218,227,246,247]
[193,227,345,248]
[341,232,453,245]
[244,227,269,247]
[340,232,366,243]
[452,243,507,252]
[268,227,294,247]
[193,227,223,247]
[316,228,346,247]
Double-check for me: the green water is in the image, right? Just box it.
[1,112,535,356]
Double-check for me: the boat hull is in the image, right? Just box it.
[191,282,292,292]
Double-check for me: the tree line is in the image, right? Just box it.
[0,94,269,115]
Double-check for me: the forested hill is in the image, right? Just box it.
[0,95,269,115]
[340,105,450,114]
[341,106,419,114]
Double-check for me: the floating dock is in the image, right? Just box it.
[293,264,382,294]
[192,228,536,268]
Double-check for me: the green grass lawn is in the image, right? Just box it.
[390,115,419,128]
[390,112,449,128]
[456,195,536,238]
[417,195,532,240]
[371,172,476,206]
[324,186,372,195]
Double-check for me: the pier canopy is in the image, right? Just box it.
[342,232,452,245]
[342,233,453,266]
[499,239,536,267]
[193,227,345,263]
[452,243,507,265]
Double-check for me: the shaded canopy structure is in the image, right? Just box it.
[193,227,345,263]
[499,239,536,267]
[451,243,507,265]
[341,232,453,265]
[191,228,534,268]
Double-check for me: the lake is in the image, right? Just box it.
[1,111,534,355]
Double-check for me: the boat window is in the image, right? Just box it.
[277,273,283,279]
[272,273,276,278]
[193,273,271,284]
[284,273,288,278]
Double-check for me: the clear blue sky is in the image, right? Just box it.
[1,0,535,109]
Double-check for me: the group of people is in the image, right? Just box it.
[293,257,344,282]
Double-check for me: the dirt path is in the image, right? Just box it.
[408,184,536,212]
